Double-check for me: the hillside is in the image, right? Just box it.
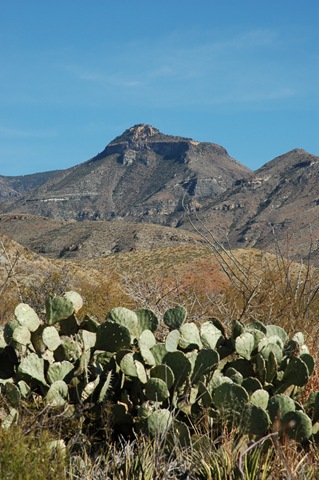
[0,231,232,324]
[0,214,205,259]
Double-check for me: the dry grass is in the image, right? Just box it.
[1,406,318,480]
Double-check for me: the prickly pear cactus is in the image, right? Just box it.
[15,303,40,332]
[135,308,158,333]
[17,353,47,386]
[145,378,169,402]
[0,292,316,448]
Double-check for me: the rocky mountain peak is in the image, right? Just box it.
[128,124,159,140]
[255,148,318,178]
[110,124,161,145]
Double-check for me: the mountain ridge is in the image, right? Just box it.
[0,124,318,264]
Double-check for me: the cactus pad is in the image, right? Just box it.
[12,326,31,346]
[163,351,192,389]
[250,389,269,410]
[200,321,223,349]
[282,357,309,388]
[96,321,131,352]
[147,409,172,437]
[120,353,139,377]
[232,320,245,340]
[212,383,249,412]
[135,359,148,384]
[46,296,74,325]
[150,343,167,365]
[281,411,312,443]
[17,353,47,386]
[259,342,283,364]
[78,329,96,351]
[235,332,255,360]
[47,361,74,384]
[42,326,61,351]
[266,325,288,344]
[192,349,219,384]
[165,329,180,352]
[268,394,296,423]
[150,364,175,389]
[242,377,263,395]
[179,323,202,351]
[242,403,271,436]
[145,378,169,402]
[224,367,243,385]
[135,309,158,333]
[139,330,156,349]
[64,291,83,313]
[15,303,40,332]
[163,306,187,330]
[107,307,139,337]
[46,380,69,406]
[139,345,156,366]
[300,353,315,377]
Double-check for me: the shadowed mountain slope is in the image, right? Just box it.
[183,149,319,264]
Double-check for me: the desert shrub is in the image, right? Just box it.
[20,269,72,313]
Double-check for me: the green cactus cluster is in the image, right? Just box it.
[0,292,318,446]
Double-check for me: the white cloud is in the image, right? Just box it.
[67,64,144,89]
[59,26,313,111]
[0,125,57,139]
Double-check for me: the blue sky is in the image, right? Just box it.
[0,0,318,176]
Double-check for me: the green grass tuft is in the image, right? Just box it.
[0,425,67,480]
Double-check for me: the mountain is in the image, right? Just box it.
[0,125,318,265]
[184,148,319,263]
[2,124,252,224]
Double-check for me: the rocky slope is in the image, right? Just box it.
[0,170,61,202]
[184,148,319,263]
